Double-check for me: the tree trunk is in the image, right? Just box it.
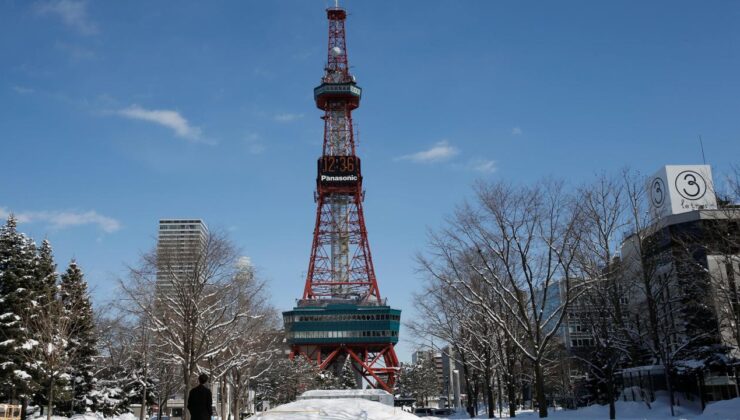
[497,374,503,418]
[465,380,475,417]
[47,378,54,420]
[183,368,191,420]
[486,377,495,418]
[508,378,517,418]
[220,378,228,420]
[462,360,475,416]
[607,377,615,420]
[665,367,675,417]
[140,382,148,420]
[232,383,240,420]
[534,363,548,418]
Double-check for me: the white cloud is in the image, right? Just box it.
[35,0,98,35]
[471,159,497,174]
[11,85,34,95]
[0,207,121,233]
[512,127,523,136]
[55,42,95,61]
[248,143,265,154]
[396,140,459,163]
[245,132,265,154]
[117,105,205,143]
[274,113,304,123]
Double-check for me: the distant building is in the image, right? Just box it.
[621,208,740,357]
[618,165,740,401]
[156,219,208,297]
[623,165,739,359]
[411,349,443,383]
[412,347,468,409]
[439,346,467,409]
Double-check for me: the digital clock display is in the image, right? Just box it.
[317,156,361,186]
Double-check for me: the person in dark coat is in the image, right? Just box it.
[187,373,213,420]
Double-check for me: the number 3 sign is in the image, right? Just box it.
[675,170,707,200]
[648,165,717,219]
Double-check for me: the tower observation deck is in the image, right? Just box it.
[282,5,400,392]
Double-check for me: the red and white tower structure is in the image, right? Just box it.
[283,5,401,392]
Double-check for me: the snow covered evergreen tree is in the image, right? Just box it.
[92,316,140,417]
[28,238,61,415]
[21,286,76,420]
[34,240,58,307]
[314,370,337,390]
[396,355,439,406]
[59,261,97,413]
[0,216,38,410]
[253,357,322,408]
[335,357,358,389]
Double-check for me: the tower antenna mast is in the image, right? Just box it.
[699,135,706,165]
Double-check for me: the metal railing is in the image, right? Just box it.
[0,404,21,420]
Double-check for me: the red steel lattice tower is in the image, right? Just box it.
[304,8,378,303]
[283,5,400,392]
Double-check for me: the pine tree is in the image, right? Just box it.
[0,216,38,406]
[336,357,358,390]
[59,261,97,413]
[314,370,337,390]
[34,240,58,307]
[394,363,414,398]
[29,239,60,413]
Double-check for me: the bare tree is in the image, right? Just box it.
[571,173,635,419]
[225,329,281,419]
[407,265,495,417]
[418,180,584,418]
[205,262,280,420]
[21,289,82,420]
[121,230,264,419]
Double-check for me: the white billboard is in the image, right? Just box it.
[648,165,717,219]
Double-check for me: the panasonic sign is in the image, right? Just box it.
[321,175,358,182]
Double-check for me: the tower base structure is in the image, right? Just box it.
[283,301,400,392]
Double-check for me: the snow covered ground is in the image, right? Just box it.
[49,414,137,420]
[36,395,740,420]
[252,397,418,419]
[427,393,740,419]
[253,393,740,419]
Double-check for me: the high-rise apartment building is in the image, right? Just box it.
[156,219,208,297]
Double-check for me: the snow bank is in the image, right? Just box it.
[49,414,136,420]
[696,397,740,419]
[300,389,391,397]
[253,398,419,419]
[428,395,738,419]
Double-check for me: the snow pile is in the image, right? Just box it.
[253,398,419,419]
[562,394,702,419]
[49,414,136,420]
[696,398,740,419]
[300,389,391,398]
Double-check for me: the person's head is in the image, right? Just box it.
[198,373,209,385]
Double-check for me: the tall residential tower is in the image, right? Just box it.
[156,219,208,297]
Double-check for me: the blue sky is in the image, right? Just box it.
[1,0,739,362]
